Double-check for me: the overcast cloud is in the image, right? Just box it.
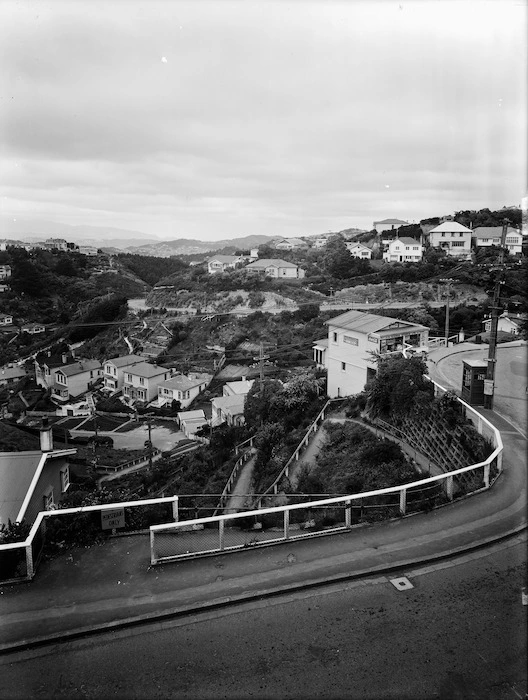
[0,0,526,240]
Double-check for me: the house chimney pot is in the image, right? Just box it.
[40,419,53,452]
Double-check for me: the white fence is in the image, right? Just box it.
[0,496,178,584]
[150,380,503,565]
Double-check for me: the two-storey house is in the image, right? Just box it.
[51,360,102,403]
[245,259,305,278]
[315,310,429,397]
[373,218,409,234]
[103,354,144,393]
[428,222,472,259]
[472,226,523,256]
[122,362,172,404]
[156,372,213,409]
[383,237,423,263]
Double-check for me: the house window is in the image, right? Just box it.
[60,466,70,493]
[343,335,359,346]
[441,232,445,237]
[125,373,132,382]
[341,362,346,371]
[139,377,145,386]
[332,332,338,343]
[123,386,129,396]
[43,488,55,511]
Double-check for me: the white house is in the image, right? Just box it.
[177,409,208,438]
[373,218,409,234]
[211,394,246,427]
[317,310,429,397]
[345,242,373,260]
[472,226,523,256]
[245,259,305,278]
[103,354,144,393]
[428,222,472,259]
[383,237,423,263]
[482,312,526,335]
[207,255,243,274]
[122,362,172,404]
[0,265,12,280]
[273,238,308,251]
[223,379,255,397]
[0,313,14,326]
[156,372,212,409]
[21,322,46,335]
[51,360,103,403]
[78,245,99,256]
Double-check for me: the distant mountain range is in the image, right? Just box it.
[122,235,278,257]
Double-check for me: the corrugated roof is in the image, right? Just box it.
[374,218,408,225]
[0,451,43,525]
[224,379,255,395]
[246,259,297,269]
[209,255,241,263]
[177,410,206,421]
[326,310,427,334]
[105,354,144,369]
[472,226,519,238]
[58,360,102,377]
[397,237,421,245]
[429,222,472,233]
[212,394,245,414]
[0,366,27,381]
[126,362,170,379]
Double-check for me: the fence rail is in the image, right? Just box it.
[150,380,503,565]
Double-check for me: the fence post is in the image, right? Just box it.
[219,519,225,551]
[172,496,179,522]
[150,529,156,565]
[25,545,34,579]
[484,463,490,488]
[284,510,290,540]
[446,475,454,501]
[345,501,352,528]
[399,489,407,516]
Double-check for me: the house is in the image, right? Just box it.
[0,265,12,280]
[0,313,14,326]
[78,245,99,256]
[383,237,423,263]
[428,222,472,259]
[207,255,243,274]
[44,238,69,251]
[482,312,527,335]
[222,378,255,397]
[122,362,172,404]
[0,284,9,293]
[21,322,46,335]
[373,218,409,234]
[103,354,145,393]
[244,258,305,279]
[345,242,373,260]
[317,310,429,397]
[0,423,76,527]
[211,394,246,427]
[0,365,27,387]
[177,409,208,438]
[312,236,329,248]
[156,372,213,409]
[51,359,103,403]
[273,238,308,251]
[312,338,328,369]
[472,226,523,256]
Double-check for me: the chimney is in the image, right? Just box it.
[61,353,68,364]
[40,418,53,452]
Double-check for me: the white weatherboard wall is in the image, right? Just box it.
[326,325,374,397]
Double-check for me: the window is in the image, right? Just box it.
[341,362,346,371]
[60,467,70,493]
[125,373,132,382]
[452,241,465,247]
[43,488,55,511]
[139,377,145,386]
[368,334,378,344]
[441,232,445,237]
[343,335,359,346]
[459,232,464,237]
[413,246,419,250]
[332,332,338,343]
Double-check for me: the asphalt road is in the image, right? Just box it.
[1,536,525,700]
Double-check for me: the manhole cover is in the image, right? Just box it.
[390,577,414,591]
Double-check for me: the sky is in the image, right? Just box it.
[0,0,526,241]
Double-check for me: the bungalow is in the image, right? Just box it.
[222,378,255,397]
[122,362,172,404]
[207,255,243,274]
[472,226,523,256]
[428,222,472,259]
[373,218,409,234]
[0,313,14,326]
[103,354,144,393]
[156,372,213,409]
[316,310,429,397]
[78,245,99,256]
[345,242,373,260]
[482,312,527,336]
[211,394,246,427]
[0,423,76,528]
[0,365,27,387]
[21,322,46,335]
[51,359,103,403]
[245,258,305,279]
[383,237,423,263]
[273,238,308,251]
[177,409,208,439]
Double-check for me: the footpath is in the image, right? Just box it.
[0,345,526,654]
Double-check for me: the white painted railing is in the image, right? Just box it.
[149,382,502,565]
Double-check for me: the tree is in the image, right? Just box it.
[323,235,354,279]
[366,355,433,421]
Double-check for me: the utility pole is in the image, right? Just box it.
[254,341,270,392]
[145,417,153,470]
[483,219,509,410]
[440,278,454,342]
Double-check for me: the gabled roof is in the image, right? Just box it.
[208,255,241,263]
[105,354,144,369]
[57,360,102,377]
[177,409,206,421]
[246,258,297,269]
[125,361,169,379]
[395,237,421,245]
[0,366,27,381]
[211,394,245,415]
[326,310,428,335]
[224,379,255,395]
[472,226,520,238]
[160,373,212,392]
[374,218,409,225]
[429,222,472,233]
